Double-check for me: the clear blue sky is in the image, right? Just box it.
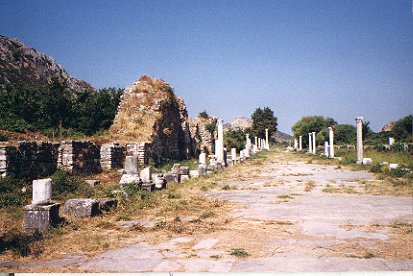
[1,0,412,134]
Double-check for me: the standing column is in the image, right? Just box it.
[265,129,269,150]
[328,127,334,158]
[245,134,251,157]
[324,141,329,156]
[308,133,312,154]
[356,116,363,164]
[216,119,224,163]
[299,135,303,151]
[254,136,258,153]
[312,132,316,154]
[294,138,298,150]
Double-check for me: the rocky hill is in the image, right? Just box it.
[224,116,252,131]
[273,130,292,143]
[0,35,94,94]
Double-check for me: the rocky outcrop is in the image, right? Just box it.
[382,121,396,132]
[0,35,94,94]
[224,116,252,131]
[109,76,194,163]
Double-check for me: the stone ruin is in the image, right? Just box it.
[109,76,202,163]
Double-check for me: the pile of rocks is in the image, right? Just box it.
[24,178,117,232]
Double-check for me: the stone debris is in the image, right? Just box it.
[362,158,373,165]
[164,173,180,184]
[63,199,100,218]
[24,203,60,232]
[85,179,100,187]
[98,198,118,212]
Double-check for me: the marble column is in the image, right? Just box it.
[294,138,298,150]
[324,141,329,156]
[254,136,258,153]
[328,127,334,158]
[356,117,363,164]
[216,119,224,162]
[265,129,269,150]
[312,132,316,154]
[299,135,303,151]
[308,133,312,154]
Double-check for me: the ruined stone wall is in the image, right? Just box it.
[126,142,151,165]
[191,116,217,155]
[100,143,126,170]
[0,142,59,180]
[177,97,195,159]
[109,76,196,163]
[58,141,101,175]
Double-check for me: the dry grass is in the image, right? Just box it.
[304,180,315,192]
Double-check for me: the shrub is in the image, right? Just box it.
[390,143,405,152]
[50,169,93,200]
[0,177,28,208]
[0,133,9,141]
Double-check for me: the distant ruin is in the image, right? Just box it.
[0,76,217,179]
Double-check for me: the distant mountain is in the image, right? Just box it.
[224,116,252,130]
[0,35,94,94]
[273,130,292,143]
[224,116,292,143]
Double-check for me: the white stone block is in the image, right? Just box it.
[199,153,206,165]
[362,158,373,165]
[389,163,399,170]
[119,174,140,185]
[32,178,52,205]
[140,167,152,182]
[124,156,139,174]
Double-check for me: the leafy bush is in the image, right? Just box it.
[0,133,9,141]
[50,169,93,200]
[390,143,405,152]
[224,129,246,152]
[0,177,28,208]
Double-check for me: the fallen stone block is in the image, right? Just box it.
[164,173,180,183]
[198,164,207,175]
[119,174,141,185]
[177,166,189,175]
[362,158,373,165]
[98,198,118,212]
[152,173,167,190]
[24,203,60,232]
[389,163,399,170]
[189,170,199,178]
[180,175,190,182]
[85,179,100,187]
[63,199,100,218]
[171,163,181,174]
[141,182,155,192]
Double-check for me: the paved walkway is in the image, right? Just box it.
[1,160,412,272]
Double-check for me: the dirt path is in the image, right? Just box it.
[2,150,412,272]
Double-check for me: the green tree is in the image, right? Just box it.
[334,124,357,144]
[199,110,209,118]
[251,107,277,138]
[224,129,246,151]
[391,115,413,143]
[291,116,336,146]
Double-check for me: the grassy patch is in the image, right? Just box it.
[277,194,294,199]
[229,248,250,257]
